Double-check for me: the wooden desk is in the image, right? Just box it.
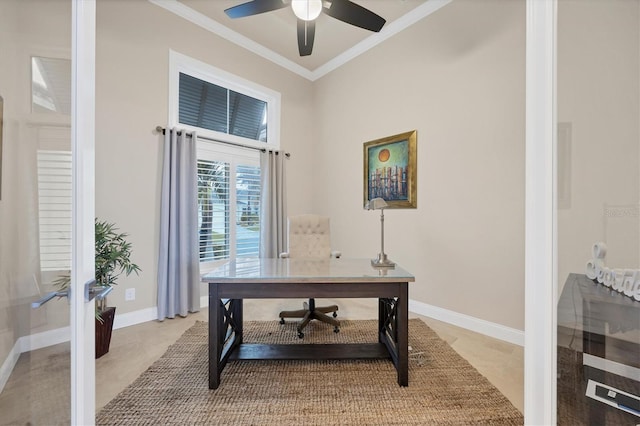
[202,258,415,390]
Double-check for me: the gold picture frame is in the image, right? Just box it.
[363,130,417,209]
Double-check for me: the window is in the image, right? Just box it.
[170,50,280,150]
[179,73,267,142]
[31,56,71,115]
[31,57,72,273]
[37,149,72,271]
[170,51,279,266]
[197,145,260,264]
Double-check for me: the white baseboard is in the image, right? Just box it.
[0,326,72,394]
[0,339,21,394]
[20,326,70,352]
[113,307,158,330]
[409,299,524,347]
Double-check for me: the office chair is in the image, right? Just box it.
[278,214,340,338]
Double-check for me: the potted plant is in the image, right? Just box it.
[55,218,141,358]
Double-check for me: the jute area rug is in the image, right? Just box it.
[96,319,522,425]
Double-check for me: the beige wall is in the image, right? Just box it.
[95,0,316,315]
[0,0,71,366]
[313,0,526,330]
[97,0,527,331]
[557,0,640,292]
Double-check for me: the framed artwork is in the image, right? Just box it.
[363,130,417,209]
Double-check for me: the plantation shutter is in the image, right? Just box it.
[197,149,261,263]
[37,150,72,271]
[235,164,260,257]
[197,160,230,261]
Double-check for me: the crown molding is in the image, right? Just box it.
[148,0,315,80]
[312,0,452,79]
[148,0,452,81]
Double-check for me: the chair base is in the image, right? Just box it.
[279,299,339,338]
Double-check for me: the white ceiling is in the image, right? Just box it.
[149,0,452,81]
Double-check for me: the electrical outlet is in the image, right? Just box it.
[125,288,135,301]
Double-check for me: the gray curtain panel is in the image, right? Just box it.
[157,128,200,320]
[259,150,288,258]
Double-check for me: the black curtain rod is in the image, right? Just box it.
[155,126,290,157]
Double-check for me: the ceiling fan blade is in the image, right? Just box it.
[224,0,287,19]
[297,19,315,56]
[324,0,386,32]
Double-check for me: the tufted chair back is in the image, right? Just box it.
[286,215,332,259]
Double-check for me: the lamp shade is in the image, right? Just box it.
[291,0,323,21]
[366,197,388,210]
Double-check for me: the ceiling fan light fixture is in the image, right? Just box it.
[291,0,322,21]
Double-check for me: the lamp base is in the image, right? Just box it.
[371,253,396,268]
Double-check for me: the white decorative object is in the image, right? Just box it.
[585,242,640,302]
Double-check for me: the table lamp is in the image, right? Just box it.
[365,197,396,268]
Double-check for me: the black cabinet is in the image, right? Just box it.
[557,274,640,425]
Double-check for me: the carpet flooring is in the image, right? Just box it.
[96,319,522,425]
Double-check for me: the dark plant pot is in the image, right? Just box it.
[95,306,116,359]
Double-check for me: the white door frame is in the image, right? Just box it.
[524,0,557,424]
[66,0,557,423]
[70,0,96,423]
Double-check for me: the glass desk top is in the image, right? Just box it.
[201,258,415,283]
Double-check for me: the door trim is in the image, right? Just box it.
[70,0,96,424]
[524,0,557,424]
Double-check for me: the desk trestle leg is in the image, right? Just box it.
[379,291,409,386]
[209,293,243,389]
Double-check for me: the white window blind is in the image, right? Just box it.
[37,150,72,271]
[198,160,231,261]
[235,164,261,257]
[197,146,261,264]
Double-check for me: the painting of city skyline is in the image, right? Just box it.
[363,130,417,209]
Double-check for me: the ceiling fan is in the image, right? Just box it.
[224,0,386,56]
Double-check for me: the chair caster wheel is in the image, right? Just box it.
[334,327,340,333]
[279,318,285,325]
[332,312,338,318]
[297,331,304,339]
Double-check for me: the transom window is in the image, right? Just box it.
[169,50,280,150]
[179,73,267,142]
